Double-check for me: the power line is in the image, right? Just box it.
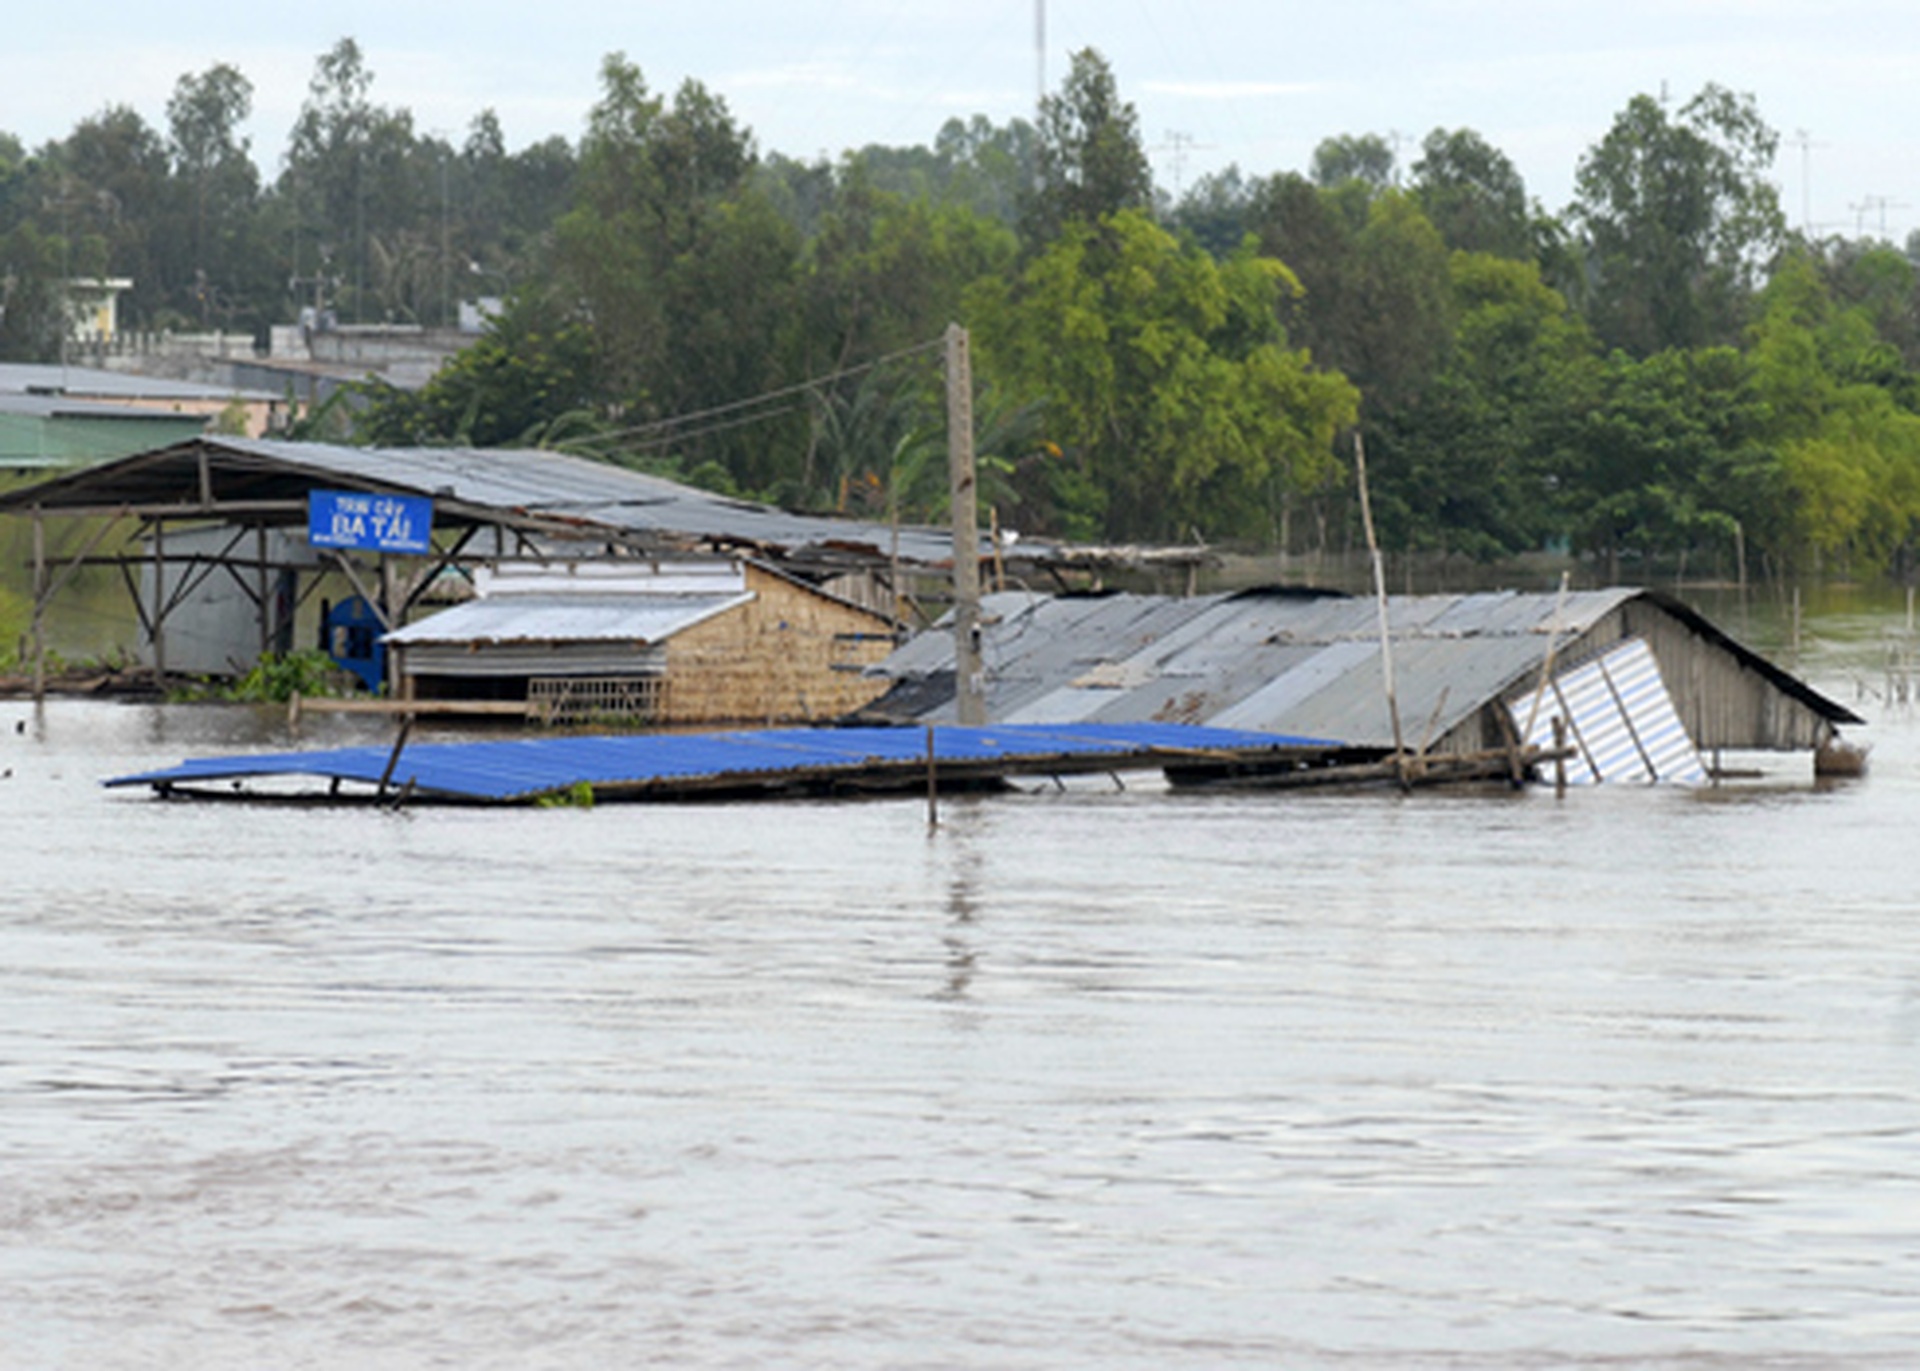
[564,336,948,455]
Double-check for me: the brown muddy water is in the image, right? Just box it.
[2,595,1918,1368]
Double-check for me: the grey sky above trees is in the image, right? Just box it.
[7,0,1920,243]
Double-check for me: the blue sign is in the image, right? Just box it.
[308,490,433,555]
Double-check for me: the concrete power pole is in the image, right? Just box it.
[946,323,987,726]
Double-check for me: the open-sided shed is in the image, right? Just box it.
[0,434,1023,699]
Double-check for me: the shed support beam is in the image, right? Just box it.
[257,524,271,657]
[152,520,167,682]
[31,508,45,703]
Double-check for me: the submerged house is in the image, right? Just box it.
[384,558,895,725]
[861,586,1863,781]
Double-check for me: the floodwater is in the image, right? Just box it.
[3,598,1919,1368]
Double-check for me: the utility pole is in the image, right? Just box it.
[946,323,986,726]
[1159,131,1211,201]
[1850,195,1908,239]
[1036,0,1046,111]
[1789,128,1827,233]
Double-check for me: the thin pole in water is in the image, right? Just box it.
[1353,431,1407,788]
[926,725,938,828]
[378,716,415,803]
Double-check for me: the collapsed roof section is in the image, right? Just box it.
[862,586,1862,756]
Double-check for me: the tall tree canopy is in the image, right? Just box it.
[1572,84,1786,356]
[1410,127,1531,259]
[970,208,1358,542]
[1021,48,1153,249]
[1311,133,1396,190]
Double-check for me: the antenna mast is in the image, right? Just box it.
[1036,0,1046,110]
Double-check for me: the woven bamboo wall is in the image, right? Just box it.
[662,566,894,725]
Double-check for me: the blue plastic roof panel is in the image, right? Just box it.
[105,722,1344,804]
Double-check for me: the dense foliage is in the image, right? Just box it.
[8,40,1920,578]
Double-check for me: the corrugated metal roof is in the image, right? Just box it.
[384,591,752,646]
[0,362,278,403]
[875,587,1659,747]
[104,722,1342,804]
[0,393,213,423]
[0,435,1022,570]
[1515,638,1707,784]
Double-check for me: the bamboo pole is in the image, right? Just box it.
[926,725,938,827]
[1522,570,1572,743]
[1352,432,1407,788]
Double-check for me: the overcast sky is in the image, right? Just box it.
[8,0,1920,241]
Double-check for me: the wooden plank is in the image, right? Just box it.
[289,695,533,723]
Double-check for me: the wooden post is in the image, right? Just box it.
[1522,570,1572,742]
[926,725,939,827]
[256,523,271,658]
[1553,716,1568,798]
[377,716,415,802]
[151,519,167,685]
[30,507,46,704]
[1352,431,1407,787]
[947,323,986,726]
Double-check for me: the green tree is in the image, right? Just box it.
[1170,164,1254,259]
[1370,252,1599,558]
[1245,180,1452,412]
[1572,84,1786,355]
[1021,48,1153,250]
[546,55,801,488]
[1814,239,1920,384]
[787,176,1016,507]
[1567,347,1765,579]
[1410,127,1531,259]
[0,220,70,360]
[931,115,1036,226]
[552,56,760,398]
[358,292,599,447]
[1311,133,1396,190]
[52,106,173,329]
[969,208,1358,542]
[281,37,424,322]
[166,64,263,329]
[1750,252,1920,572]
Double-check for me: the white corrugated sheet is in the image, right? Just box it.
[384,591,752,647]
[1513,636,1707,785]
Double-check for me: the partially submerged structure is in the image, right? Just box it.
[106,722,1342,806]
[0,435,1046,719]
[383,559,895,725]
[860,586,1863,782]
